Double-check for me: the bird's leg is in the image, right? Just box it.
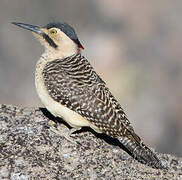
[69,127,82,136]
[50,125,81,144]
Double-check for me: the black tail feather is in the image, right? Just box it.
[118,135,165,169]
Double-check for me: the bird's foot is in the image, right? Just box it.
[50,125,81,144]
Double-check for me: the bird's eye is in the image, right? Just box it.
[50,29,57,35]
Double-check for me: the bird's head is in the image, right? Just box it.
[12,22,84,59]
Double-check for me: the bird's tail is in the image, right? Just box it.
[118,132,164,169]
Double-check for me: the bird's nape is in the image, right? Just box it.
[44,22,84,49]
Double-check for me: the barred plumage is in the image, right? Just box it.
[13,21,164,169]
[42,54,163,169]
[43,54,129,135]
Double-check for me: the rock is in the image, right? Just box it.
[0,104,181,179]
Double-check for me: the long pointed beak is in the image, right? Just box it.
[12,22,43,35]
[12,22,58,48]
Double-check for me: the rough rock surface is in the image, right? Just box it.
[0,104,181,179]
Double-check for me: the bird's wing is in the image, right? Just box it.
[43,54,138,139]
[79,84,141,139]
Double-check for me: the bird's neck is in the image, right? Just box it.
[41,47,78,61]
[35,47,79,82]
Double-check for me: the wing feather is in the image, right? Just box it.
[43,54,135,137]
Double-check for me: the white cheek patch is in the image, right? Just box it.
[33,29,79,60]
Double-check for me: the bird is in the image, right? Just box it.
[12,21,164,169]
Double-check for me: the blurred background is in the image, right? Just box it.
[0,0,182,157]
